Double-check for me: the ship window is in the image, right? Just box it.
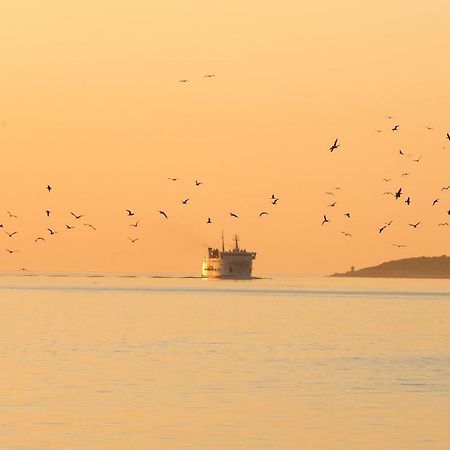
[229,267,233,273]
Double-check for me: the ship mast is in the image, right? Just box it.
[234,234,239,251]
[221,230,225,252]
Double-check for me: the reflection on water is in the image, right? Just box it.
[1,275,449,449]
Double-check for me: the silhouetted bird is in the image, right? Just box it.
[6,231,17,238]
[432,199,439,206]
[204,74,215,78]
[47,228,57,235]
[409,222,420,228]
[83,223,96,231]
[386,220,393,226]
[181,199,189,204]
[399,150,404,155]
[35,237,45,242]
[392,125,399,131]
[344,213,351,218]
[395,188,402,199]
[392,244,407,248]
[6,249,18,254]
[47,185,52,192]
[130,221,139,227]
[413,156,422,162]
[341,232,352,237]
[401,173,409,177]
[425,126,433,130]
[66,225,75,230]
[71,212,83,219]
[272,198,279,205]
[129,238,138,243]
[159,211,168,219]
[382,178,392,182]
[322,215,329,225]
[447,133,450,141]
[379,225,387,233]
[438,223,448,226]
[441,186,450,191]
[195,180,203,186]
[329,138,339,152]
[46,210,51,217]
[126,210,134,216]
[328,202,336,207]
[178,79,189,83]
[230,212,239,218]
[405,197,411,205]
[168,177,178,181]
[7,211,17,218]
[325,191,334,195]
[207,217,212,224]
[259,211,269,217]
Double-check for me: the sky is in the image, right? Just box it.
[0,0,449,274]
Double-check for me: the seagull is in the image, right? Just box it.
[195,180,203,186]
[383,191,394,196]
[207,217,212,224]
[409,222,421,228]
[446,133,450,141]
[432,199,439,206]
[395,188,402,199]
[159,211,168,219]
[399,149,404,155]
[7,211,17,219]
[130,221,139,227]
[47,228,57,235]
[271,198,279,205]
[382,178,392,182]
[441,186,450,191]
[392,125,399,131]
[329,138,339,152]
[413,156,422,162]
[341,232,352,237]
[401,173,409,177]
[379,225,387,233]
[230,212,239,218]
[271,194,277,199]
[181,199,190,205]
[168,177,178,181]
[178,79,189,83]
[47,185,52,192]
[328,202,336,207]
[405,197,411,205]
[425,126,433,130]
[66,225,75,230]
[375,129,382,133]
[204,74,215,78]
[322,215,329,225]
[325,191,334,195]
[259,211,269,217]
[438,223,448,226]
[344,213,351,218]
[83,223,96,231]
[386,220,393,226]
[34,237,45,242]
[126,210,134,216]
[392,244,407,248]
[46,210,51,217]
[129,238,138,243]
[6,249,18,254]
[6,231,18,237]
[71,212,83,219]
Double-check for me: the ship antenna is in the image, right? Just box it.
[221,230,225,252]
[234,234,239,251]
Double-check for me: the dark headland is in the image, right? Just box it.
[331,255,450,279]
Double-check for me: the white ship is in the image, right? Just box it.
[202,234,256,279]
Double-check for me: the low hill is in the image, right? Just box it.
[331,255,450,279]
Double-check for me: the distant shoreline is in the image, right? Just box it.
[331,255,450,279]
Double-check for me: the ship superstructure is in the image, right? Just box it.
[202,234,256,279]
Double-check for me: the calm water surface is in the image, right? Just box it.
[0,275,449,449]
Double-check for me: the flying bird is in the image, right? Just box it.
[66,225,75,230]
[438,223,448,226]
[195,180,203,186]
[399,150,404,155]
[432,199,439,206]
[413,156,422,162]
[181,199,190,205]
[46,210,51,217]
[6,231,18,238]
[259,211,269,217]
[83,223,96,231]
[130,221,139,227]
[329,138,339,152]
[344,213,351,218]
[204,74,215,78]
[341,232,352,237]
[47,185,52,192]
[382,178,392,182]
[126,210,134,216]
[6,249,18,254]
[379,225,387,233]
[178,79,189,83]
[325,191,334,195]
[405,197,411,205]
[271,198,279,205]
[71,212,83,219]
[129,238,138,243]
[328,202,336,207]
[401,173,409,177]
[207,217,212,224]
[322,215,329,225]
[168,177,178,181]
[230,212,239,218]
[34,237,45,242]
[47,228,57,235]
[392,244,407,248]
[441,186,450,191]
[395,188,402,199]
[159,211,168,219]
[409,222,421,228]
[7,211,17,219]
[392,125,399,131]
[446,133,450,141]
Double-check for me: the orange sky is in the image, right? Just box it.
[0,1,449,274]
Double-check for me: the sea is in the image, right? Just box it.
[0,274,449,450]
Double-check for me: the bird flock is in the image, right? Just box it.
[322,123,450,249]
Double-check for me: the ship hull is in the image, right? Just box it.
[202,255,254,279]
